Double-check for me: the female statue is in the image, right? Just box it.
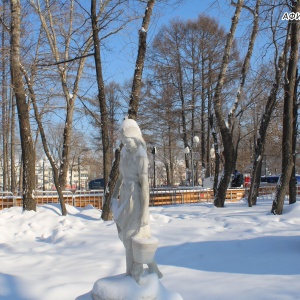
[111,119,162,283]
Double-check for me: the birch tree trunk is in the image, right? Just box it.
[11,92,16,194]
[91,0,111,191]
[271,0,300,215]
[20,63,68,216]
[168,125,174,186]
[2,1,8,191]
[177,52,190,170]
[127,0,155,120]
[101,0,156,220]
[289,70,298,205]
[213,0,244,207]
[209,114,220,196]
[213,0,260,207]
[10,0,36,211]
[29,0,93,191]
[247,28,288,207]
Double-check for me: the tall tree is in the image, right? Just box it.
[21,64,68,216]
[10,92,17,194]
[248,12,289,207]
[10,0,36,211]
[140,81,179,186]
[23,0,98,215]
[29,0,94,192]
[289,69,299,204]
[149,15,234,182]
[90,0,138,195]
[212,0,243,207]
[1,0,9,191]
[213,0,261,207]
[101,0,156,220]
[91,0,111,191]
[272,0,300,215]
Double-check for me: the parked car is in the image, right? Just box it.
[88,178,104,190]
[260,175,280,185]
[260,175,300,185]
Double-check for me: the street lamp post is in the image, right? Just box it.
[78,148,90,190]
[183,146,190,184]
[78,156,81,190]
[151,147,156,188]
[184,136,199,187]
[43,157,46,191]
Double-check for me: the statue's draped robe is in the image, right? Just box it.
[115,145,149,250]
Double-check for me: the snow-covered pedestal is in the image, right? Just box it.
[92,272,183,300]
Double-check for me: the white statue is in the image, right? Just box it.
[111,118,162,284]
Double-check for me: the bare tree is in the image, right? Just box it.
[21,64,67,215]
[10,0,36,211]
[16,0,97,215]
[248,8,289,206]
[90,0,147,203]
[213,0,261,207]
[148,14,235,184]
[289,70,299,204]
[140,81,179,186]
[29,0,94,193]
[91,0,110,192]
[10,92,17,194]
[212,0,243,207]
[101,0,156,220]
[272,0,300,215]
[1,0,9,192]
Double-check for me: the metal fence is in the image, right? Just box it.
[0,192,16,210]
[2,185,290,210]
[34,190,74,205]
[149,187,245,206]
[73,190,103,208]
[0,190,104,210]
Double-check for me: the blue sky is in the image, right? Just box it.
[101,0,235,84]
[77,1,235,134]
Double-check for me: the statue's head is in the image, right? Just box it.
[119,118,146,150]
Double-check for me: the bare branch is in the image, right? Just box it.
[37,52,94,67]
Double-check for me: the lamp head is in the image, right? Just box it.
[193,136,200,144]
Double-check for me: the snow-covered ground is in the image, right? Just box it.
[0,197,299,300]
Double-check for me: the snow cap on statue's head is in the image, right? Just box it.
[119,118,143,140]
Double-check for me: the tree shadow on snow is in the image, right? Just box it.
[39,204,62,216]
[0,273,34,300]
[156,235,300,275]
[69,212,100,221]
